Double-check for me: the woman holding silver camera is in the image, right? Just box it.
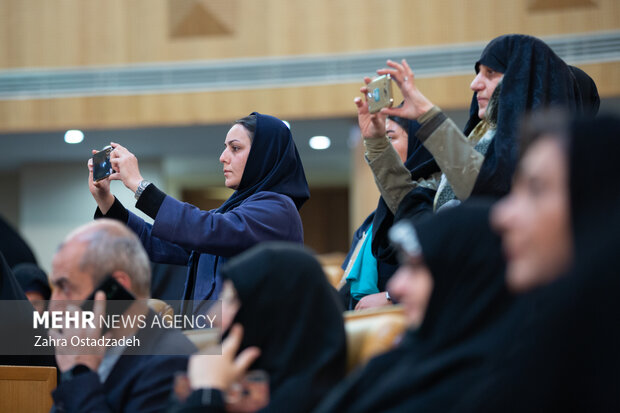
[357,34,582,213]
[88,113,309,317]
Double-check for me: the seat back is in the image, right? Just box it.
[148,298,175,319]
[344,305,407,371]
[0,365,57,413]
[317,252,347,289]
[183,328,221,351]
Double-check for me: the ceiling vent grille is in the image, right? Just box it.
[0,31,618,100]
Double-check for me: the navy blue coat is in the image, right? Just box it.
[126,191,304,316]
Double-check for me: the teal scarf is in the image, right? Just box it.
[346,223,380,300]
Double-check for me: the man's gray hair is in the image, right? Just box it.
[63,219,151,298]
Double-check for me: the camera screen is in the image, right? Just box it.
[92,150,112,182]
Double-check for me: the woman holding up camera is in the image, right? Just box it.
[357,34,582,213]
[88,113,309,317]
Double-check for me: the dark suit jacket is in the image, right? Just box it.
[52,312,196,412]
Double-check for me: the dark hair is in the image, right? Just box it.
[387,102,409,133]
[519,108,569,159]
[233,114,257,141]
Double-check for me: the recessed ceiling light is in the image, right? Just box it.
[64,129,84,144]
[309,135,331,150]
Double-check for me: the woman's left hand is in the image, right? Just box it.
[377,59,434,120]
[109,142,144,193]
[188,324,261,391]
[355,292,392,311]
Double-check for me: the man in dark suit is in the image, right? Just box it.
[49,219,196,412]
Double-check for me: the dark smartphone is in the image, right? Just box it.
[92,145,113,182]
[81,275,135,333]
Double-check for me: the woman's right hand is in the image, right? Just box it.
[88,150,115,214]
[188,324,260,391]
[354,77,388,139]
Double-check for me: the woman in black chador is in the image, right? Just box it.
[459,115,620,412]
[315,201,512,412]
[174,243,347,413]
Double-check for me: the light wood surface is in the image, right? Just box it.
[0,0,618,68]
[0,0,619,131]
[0,365,57,413]
[344,305,406,370]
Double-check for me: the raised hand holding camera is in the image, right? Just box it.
[354,76,388,140]
[108,142,144,193]
[88,148,115,214]
[376,59,434,120]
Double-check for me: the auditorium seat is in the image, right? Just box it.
[0,365,56,412]
[183,328,221,351]
[344,305,407,371]
[148,298,175,319]
[182,304,406,372]
[317,253,347,289]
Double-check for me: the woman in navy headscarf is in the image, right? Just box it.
[356,34,583,213]
[88,113,309,316]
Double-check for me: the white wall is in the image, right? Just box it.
[18,161,162,273]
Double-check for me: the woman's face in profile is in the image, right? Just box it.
[387,256,433,327]
[470,64,504,119]
[386,119,409,163]
[220,124,252,190]
[491,136,572,293]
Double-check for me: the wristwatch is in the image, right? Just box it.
[135,180,151,200]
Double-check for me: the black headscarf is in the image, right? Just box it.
[0,251,56,367]
[0,251,28,301]
[569,115,619,249]
[12,263,51,300]
[457,115,620,412]
[462,34,580,198]
[0,215,37,269]
[216,113,309,213]
[221,242,346,413]
[316,201,513,412]
[369,119,440,288]
[569,65,600,117]
[560,114,620,411]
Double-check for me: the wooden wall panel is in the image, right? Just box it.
[0,0,618,131]
[299,187,350,254]
[0,0,618,68]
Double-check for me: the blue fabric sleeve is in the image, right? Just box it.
[151,191,302,258]
[93,196,191,266]
[126,210,192,266]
